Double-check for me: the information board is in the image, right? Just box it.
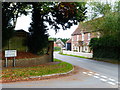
[5,50,17,57]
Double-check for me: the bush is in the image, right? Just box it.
[54,47,61,51]
[89,36,120,60]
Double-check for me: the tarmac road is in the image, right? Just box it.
[2,52,119,88]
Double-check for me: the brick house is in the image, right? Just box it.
[71,24,100,53]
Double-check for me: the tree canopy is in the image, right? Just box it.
[88,1,120,60]
[2,2,29,47]
[2,2,87,54]
[27,2,87,54]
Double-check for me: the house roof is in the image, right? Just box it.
[66,39,71,43]
[15,29,28,33]
[56,39,65,46]
[71,24,89,36]
[15,29,29,37]
[71,24,82,36]
[71,17,103,36]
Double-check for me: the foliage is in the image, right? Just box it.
[54,47,61,51]
[2,2,87,54]
[49,37,69,44]
[59,53,88,59]
[2,2,29,47]
[88,1,120,60]
[89,38,99,50]
[27,2,87,54]
[89,36,120,60]
[89,1,112,19]
[27,3,49,54]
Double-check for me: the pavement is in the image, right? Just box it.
[2,52,119,88]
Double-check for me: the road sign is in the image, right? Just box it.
[5,50,17,67]
[5,50,17,57]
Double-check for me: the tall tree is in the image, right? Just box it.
[27,2,87,54]
[89,1,111,19]
[87,1,119,36]
[2,2,29,47]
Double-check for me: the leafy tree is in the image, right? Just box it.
[89,1,111,19]
[2,2,29,47]
[49,37,69,44]
[87,1,119,37]
[27,2,87,54]
[88,1,120,60]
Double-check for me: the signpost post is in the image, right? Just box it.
[5,50,17,67]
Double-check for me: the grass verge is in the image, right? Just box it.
[59,53,89,59]
[59,53,119,64]
[2,58,73,81]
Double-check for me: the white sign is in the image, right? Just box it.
[5,50,17,57]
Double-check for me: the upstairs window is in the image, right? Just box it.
[82,33,84,41]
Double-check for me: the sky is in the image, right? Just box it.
[15,13,78,39]
[15,0,117,38]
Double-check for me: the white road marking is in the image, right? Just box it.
[101,75,108,78]
[83,71,117,86]
[100,78,107,82]
[95,73,100,76]
[93,76,100,78]
[107,82,116,85]
[108,78,116,82]
[88,74,92,76]
[82,72,87,74]
[89,72,93,74]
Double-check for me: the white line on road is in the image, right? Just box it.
[100,78,107,82]
[83,71,117,86]
[108,78,116,82]
[101,75,108,78]
[107,82,116,85]
[82,72,87,74]
[93,76,100,78]
[89,72,93,74]
[95,73,100,76]
[88,74,92,76]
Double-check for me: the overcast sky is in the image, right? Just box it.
[15,12,79,38]
[15,0,117,38]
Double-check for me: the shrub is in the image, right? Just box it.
[54,47,61,51]
[89,36,120,60]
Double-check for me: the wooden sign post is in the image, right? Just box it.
[5,50,17,67]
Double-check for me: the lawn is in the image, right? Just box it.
[59,53,88,59]
[2,58,73,82]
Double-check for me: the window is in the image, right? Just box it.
[77,35,79,41]
[82,33,84,41]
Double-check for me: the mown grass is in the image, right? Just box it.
[2,58,73,80]
[59,53,88,59]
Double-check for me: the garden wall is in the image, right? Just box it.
[2,41,54,67]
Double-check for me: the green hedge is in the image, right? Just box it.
[54,47,61,51]
[89,36,120,60]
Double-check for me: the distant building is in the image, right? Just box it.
[3,29,29,51]
[15,29,29,37]
[66,39,71,51]
[54,39,65,48]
